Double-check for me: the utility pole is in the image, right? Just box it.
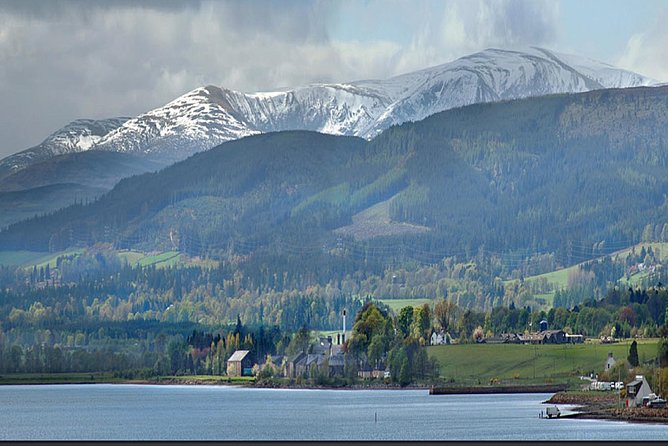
[618,367,621,409]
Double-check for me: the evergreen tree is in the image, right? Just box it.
[628,340,639,367]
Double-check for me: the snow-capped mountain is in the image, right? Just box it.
[0,117,129,180]
[91,47,657,161]
[2,47,659,171]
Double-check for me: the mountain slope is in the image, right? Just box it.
[91,47,657,162]
[0,151,167,228]
[2,86,667,265]
[0,118,129,180]
[0,151,166,192]
[0,47,656,228]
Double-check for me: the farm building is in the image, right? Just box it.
[521,330,568,344]
[483,333,522,344]
[626,375,653,407]
[227,350,252,377]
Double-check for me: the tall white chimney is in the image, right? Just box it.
[342,309,346,341]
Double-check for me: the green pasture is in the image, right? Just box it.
[0,251,49,266]
[138,251,182,268]
[164,375,255,384]
[377,298,434,314]
[0,249,83,268]
[427,339,660,386]
[506,242,668,291]
[0,372,121,385]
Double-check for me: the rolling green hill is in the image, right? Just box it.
[507,242,668,291]
[427,339,660,386]
[0,151,165,228]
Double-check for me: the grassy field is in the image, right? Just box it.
[0,373,255,385]
[427,339,660,387]
[117,250,183,268]
[0,372,123,385]
[377,298,433,314]
[0,249,83,268]
[0,251,49,266]
[161,375,255,384]
[117,250,147,265]
[137,251,182,268]
[506,242,668,291]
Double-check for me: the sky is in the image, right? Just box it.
[1,0,667,158]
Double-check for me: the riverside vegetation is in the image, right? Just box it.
[0,246,667,392]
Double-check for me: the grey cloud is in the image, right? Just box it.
[0,0,561,158]
[0,0,203,18]
[489,0,559,45]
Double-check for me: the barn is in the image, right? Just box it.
[227,350,252,377]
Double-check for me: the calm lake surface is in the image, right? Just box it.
[1,384,667,440]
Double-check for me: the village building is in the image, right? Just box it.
[357,365,373,379]
[521,330,568,344]
[430,331,448,345]
[285,338,347,379]
[285,351,307,379]
[328,353,345,377]
[605,352,616,371]
[626,375,653,407]
[565,333,584,343]
[226,350,252,377]
[311,336,334,356]
[482,333,522,344]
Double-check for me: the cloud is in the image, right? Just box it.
[390,0,560,75]
[0,0,561,157]
[617,9,668,82]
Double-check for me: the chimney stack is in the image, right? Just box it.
[342,309,346,338]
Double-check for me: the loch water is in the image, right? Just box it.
[1,384,667,440]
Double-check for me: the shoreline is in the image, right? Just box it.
[545,391,668,425]
[429,384,567,395]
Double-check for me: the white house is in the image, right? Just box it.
[626,375,653,407]
[605,352,616,371]
[430,331,448,346]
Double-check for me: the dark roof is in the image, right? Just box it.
[306,354,325,366]
[329,355,345,367]
[331,344,344,356]
[288,351,307,364]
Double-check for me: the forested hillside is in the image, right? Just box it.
[2,86,668,278]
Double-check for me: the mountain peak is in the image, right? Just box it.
[2,47,659,171]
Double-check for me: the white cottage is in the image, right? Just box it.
[605,352,616,371]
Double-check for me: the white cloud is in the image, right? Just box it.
[617,9,668,82]
[0,0,561,157]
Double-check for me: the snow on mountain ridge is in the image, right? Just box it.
[4,47,659,170]
[0,117,129,179]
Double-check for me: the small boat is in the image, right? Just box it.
[546,406,561,418]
